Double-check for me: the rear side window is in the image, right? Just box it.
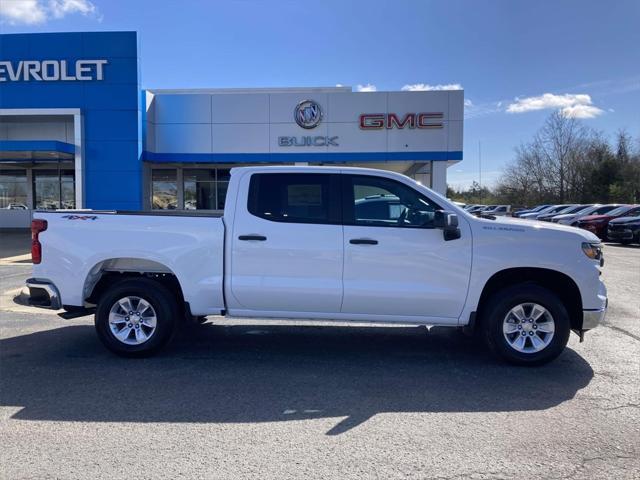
[247,173,339,224]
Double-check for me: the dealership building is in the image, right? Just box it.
[0,31,463,228]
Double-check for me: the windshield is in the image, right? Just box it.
[607,206,631,216]
[593,205,616,214]
[564,205,589,214]
[535,206,555,214]
[575,205,596,215]
[549,205,571,213]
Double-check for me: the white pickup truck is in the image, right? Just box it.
[27,166,607,365]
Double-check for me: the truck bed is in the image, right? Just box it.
[31,210,226,315]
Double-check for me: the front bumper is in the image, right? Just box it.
[26,278,61,310]
[582,280,607,330]
[583,305,607,329]
[607,228,634,241]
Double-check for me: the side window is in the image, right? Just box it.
[346,175,441,228]
[248,173,338,224]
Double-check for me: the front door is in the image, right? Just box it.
[340,174,472,322]
[229,172,343,314]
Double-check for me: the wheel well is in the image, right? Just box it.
[476,268,583,331]
[83,259,186,314]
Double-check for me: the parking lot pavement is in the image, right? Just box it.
[0,230,30,261]
[0,245,638,479]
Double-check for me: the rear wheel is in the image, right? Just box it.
[95,278,178,357]
[481,284,570,365]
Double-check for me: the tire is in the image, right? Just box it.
[95,278,179,357]
[481,284,570,366]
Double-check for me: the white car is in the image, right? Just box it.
[5,203,28,210]
[26,166,607,365]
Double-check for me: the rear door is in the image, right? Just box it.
[340,174,472,322]
[228,172,344,314]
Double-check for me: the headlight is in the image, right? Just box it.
[582,242,603,260]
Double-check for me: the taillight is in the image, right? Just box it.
[31,219,48,264]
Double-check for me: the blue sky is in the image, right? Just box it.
[2,0,639,188]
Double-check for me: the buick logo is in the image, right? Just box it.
[294,100,322,129]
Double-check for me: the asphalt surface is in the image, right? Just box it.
[0,240,638,479]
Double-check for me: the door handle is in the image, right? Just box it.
[238,235,267,241]
[349,238,378,245]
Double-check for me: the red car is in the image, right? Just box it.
[577,204,640,239]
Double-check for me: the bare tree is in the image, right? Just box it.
[497,112,591,203]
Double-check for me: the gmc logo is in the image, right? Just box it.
[359,113,444,130]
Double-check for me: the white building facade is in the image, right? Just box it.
[143,87,463,211]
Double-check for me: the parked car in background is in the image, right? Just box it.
[577,205,640,239]
[520,204,577,220]
[513,205,551,218]
[553,204,620,226]
[479,205,511,217]
[466,205,487,214]
[606,215,640,245]
[538,205,591,222]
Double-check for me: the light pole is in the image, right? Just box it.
[478,140,482,204]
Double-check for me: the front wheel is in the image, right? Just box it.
[95,278,178,357]
[481,284,570,365]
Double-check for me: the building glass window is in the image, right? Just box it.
[216,169,230,210]
[152,169,178,210]
[33,169,75,210]
[184,169,216,210]
[184,168,230,210]
[0,169,28,209]
[60,170,75,209]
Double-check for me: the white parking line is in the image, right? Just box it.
[0,254,32,266]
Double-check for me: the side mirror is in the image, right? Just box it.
[434,210,461,241]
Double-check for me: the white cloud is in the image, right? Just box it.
[0,0,46,24]
[506,93,604,118]
[49,0,97,18]
[401,83,463,91]
[0,0,99,24]
[355,84,377,92]
[464,100,505,120]
[560,104,604,119]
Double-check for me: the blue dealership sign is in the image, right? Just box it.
[0,31,142,210]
